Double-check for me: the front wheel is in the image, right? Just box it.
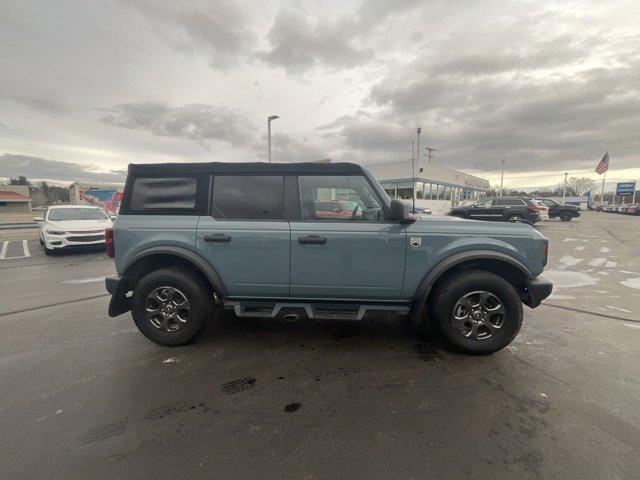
[430,270,523,354]
[132,267,213,346]
[560,212,572,221]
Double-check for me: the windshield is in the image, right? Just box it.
[48,208,107,221]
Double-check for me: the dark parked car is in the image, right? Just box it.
[449,197,541,224]
[535,198,580,221]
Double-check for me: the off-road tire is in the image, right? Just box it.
[132,267,213,346]
[430,269,523,355]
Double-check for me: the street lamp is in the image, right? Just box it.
[499,160,506,197]
[415,127,422,213]
[267,115,279,163]
[562,172,568,205]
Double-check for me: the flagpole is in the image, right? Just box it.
[601,171,606,206]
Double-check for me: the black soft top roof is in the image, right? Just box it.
[128,162,366,176]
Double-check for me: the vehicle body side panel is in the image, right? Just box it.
[289,221,407,300]
[400,217,546,300]
[196,217,290,298]
[113,215,199,274]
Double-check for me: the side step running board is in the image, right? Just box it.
[224,301,410,321]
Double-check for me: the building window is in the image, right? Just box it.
[396,181,413,200]
[382,183,396,199]
[415,181,424,199]
[444,186,452,200]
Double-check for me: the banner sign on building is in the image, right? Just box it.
[616,181,636,196]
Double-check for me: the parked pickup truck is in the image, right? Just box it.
[535,198,581,221]
[105,162,552,355]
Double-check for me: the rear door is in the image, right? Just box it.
[289,175,406,300]
[196,175,290,298]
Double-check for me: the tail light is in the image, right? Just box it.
[529,206,538,213]
[105,227,114,258]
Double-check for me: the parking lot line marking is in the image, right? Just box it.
[0,241,8,259]
[22,240,30,258]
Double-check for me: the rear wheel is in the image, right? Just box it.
[560,212,572,221]
[430,270,523,354]
[132,267,213,346]
[508,213,524,222]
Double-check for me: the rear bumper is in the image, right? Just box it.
[522,276,553,308]
[105,275,131,317]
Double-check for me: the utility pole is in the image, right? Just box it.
[499,161,506,197]
[424,147,436,164]
[411,140,416,213]
[633,181,637,204]
[562,172,568,205]
[415,128,421,213]
[267,115,279,163]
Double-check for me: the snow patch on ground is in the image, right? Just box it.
[623,323,640,330]
[562,238,577,243]
[605,305,632,313]
[620,277,640,290]
[558,255,583,266]
[574,245,586,251]
[599,246,611,253]
[588,258,607,267]
[543,270,597,288]
[547,294,576,300]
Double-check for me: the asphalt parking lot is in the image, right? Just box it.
[1,212,639,479]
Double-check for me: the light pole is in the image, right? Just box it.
[267,115,279,163]
[415,127,421,213]
[562,172,568,205]
[499,161,506,197]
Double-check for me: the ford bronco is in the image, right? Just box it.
[105,162,552,354]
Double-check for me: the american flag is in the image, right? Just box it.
[595,151,609,174]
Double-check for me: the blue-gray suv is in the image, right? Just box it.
[105,162,552,354]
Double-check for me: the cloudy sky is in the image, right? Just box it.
[1,0,639,188]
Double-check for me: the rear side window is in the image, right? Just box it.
[130,177,197,210]
[494,198,525,206]
[211,175,284,220]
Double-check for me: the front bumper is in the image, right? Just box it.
[105,275,131,317]
[522,276,553,308]
[44,231,105,249]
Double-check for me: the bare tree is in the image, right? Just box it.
[567,177,594,197]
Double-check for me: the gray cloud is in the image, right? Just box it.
[0,154,126,183]
[126,0,256,68]
[8,94,71,114]
[258,11,372,73]
[102,102,254,147]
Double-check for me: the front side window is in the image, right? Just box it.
[299,175,384,222]
[47,208,108,221]
[476,197,492,207]
[211,175,284,220]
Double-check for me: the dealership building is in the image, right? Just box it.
[366,159,490,214]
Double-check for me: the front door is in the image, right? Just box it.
[196,175,290,298]
[467,198,499,220]
[289,175,406,301]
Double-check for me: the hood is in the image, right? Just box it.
[46,218,112,232]
[405,215,544,239]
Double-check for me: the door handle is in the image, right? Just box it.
[298,235,327,245]
[204,234,231,243]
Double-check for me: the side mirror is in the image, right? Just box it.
[33,216,44,222]
[389,199,414,223]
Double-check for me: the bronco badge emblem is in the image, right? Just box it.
[410,236,422,247]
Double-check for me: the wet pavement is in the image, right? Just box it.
[1,212,639,479]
